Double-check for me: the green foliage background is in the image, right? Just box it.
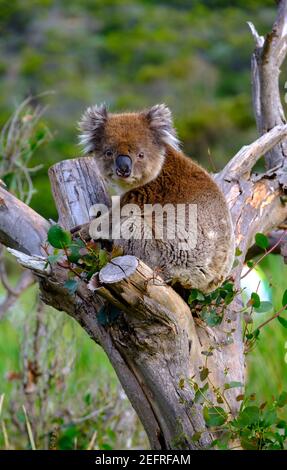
[0,0,277,219]
[1,0,287,449]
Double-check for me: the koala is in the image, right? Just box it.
[78,103,235,293]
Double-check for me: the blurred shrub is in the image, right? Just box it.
[0,0,277,218]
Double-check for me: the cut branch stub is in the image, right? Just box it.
[99,255,138,283]
[48,157,110,230]
[93,257,199,346]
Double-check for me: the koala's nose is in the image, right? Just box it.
[116,155,132,177]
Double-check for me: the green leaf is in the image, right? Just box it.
[200,367,209,381]
[282,289,287,308]
[188,289,205,303]
[178,378,185,390]
[108,305,121,323]
[235,247,242,257]
[201,308,222,327]
[188,289,198,302]
[58,425,80,450]
[224,381,243,390]
[64,279,78,295]
[97,304,121,326]
[232,259,239,269]
[250,292,260,308]
[255,233,269,250]
[277,420,287,429]
[67,240,86,263]
[98,249,109,269]
[246,329,260,341]
[245,333,254,340]
[97,305,109,326]
[84,392,92,406]
[224,292,235,305]
[74,239,86,248]
[253,328,260,339]
[262,409,277,427]
[211,431,232,450]
[47,253,61,264]
[236,394,245,401]
[237,406,260,427]
[277,316,287,329]
[67,245,82,263]
[203,406,227,427]
[222,282,235,293]
[191,431,202,442]
[201,350,213,357]
[240,436,259,450]
[278,391,287,408]
[254,301,273,313]
[194,383,209,404]
[48,225,71,249]
[246,260,254,268]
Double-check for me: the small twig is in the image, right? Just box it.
[56,260,83,280]
[256,303,287,331]
[241,230,287,280]
[247,21,264,48]
[22,405,36,450]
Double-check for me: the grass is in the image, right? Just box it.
[245,254,287,407]
[0,274,146,450]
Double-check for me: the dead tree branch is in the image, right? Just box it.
[248,0,287,170]
[0,1,287,450]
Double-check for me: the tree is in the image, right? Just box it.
[1,0,287,450]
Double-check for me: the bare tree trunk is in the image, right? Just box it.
[0,0,287,450]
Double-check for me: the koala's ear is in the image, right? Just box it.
[143,104,180,150]
[78,104,108,153]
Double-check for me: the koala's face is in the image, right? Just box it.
[94,113,165,193]
[78,104,179,193]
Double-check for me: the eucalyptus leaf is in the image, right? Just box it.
[48,225,72,249]
[203,406,227,427]
[254,301,273,313]
[255,233,269,250]
[64,279,78,295]
[278,316,287,329]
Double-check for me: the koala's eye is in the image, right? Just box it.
[138,152,144,159]
[105,149,113,157]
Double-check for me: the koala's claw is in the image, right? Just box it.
[70,223,114,253]
[70,222,91,241]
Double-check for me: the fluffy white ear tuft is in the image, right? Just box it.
[78,104,108,153]
[144,104,180,150]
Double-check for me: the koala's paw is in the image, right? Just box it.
[70,222,91,242]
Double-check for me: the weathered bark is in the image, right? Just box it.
[0,0,287,450]
[47,157,213,449]
[48,158,110,230]
[0,186,49,255]
[248,0,287,170]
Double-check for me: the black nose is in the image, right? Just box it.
[116,155,132,177]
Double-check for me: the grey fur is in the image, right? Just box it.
[78,104,108,153]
